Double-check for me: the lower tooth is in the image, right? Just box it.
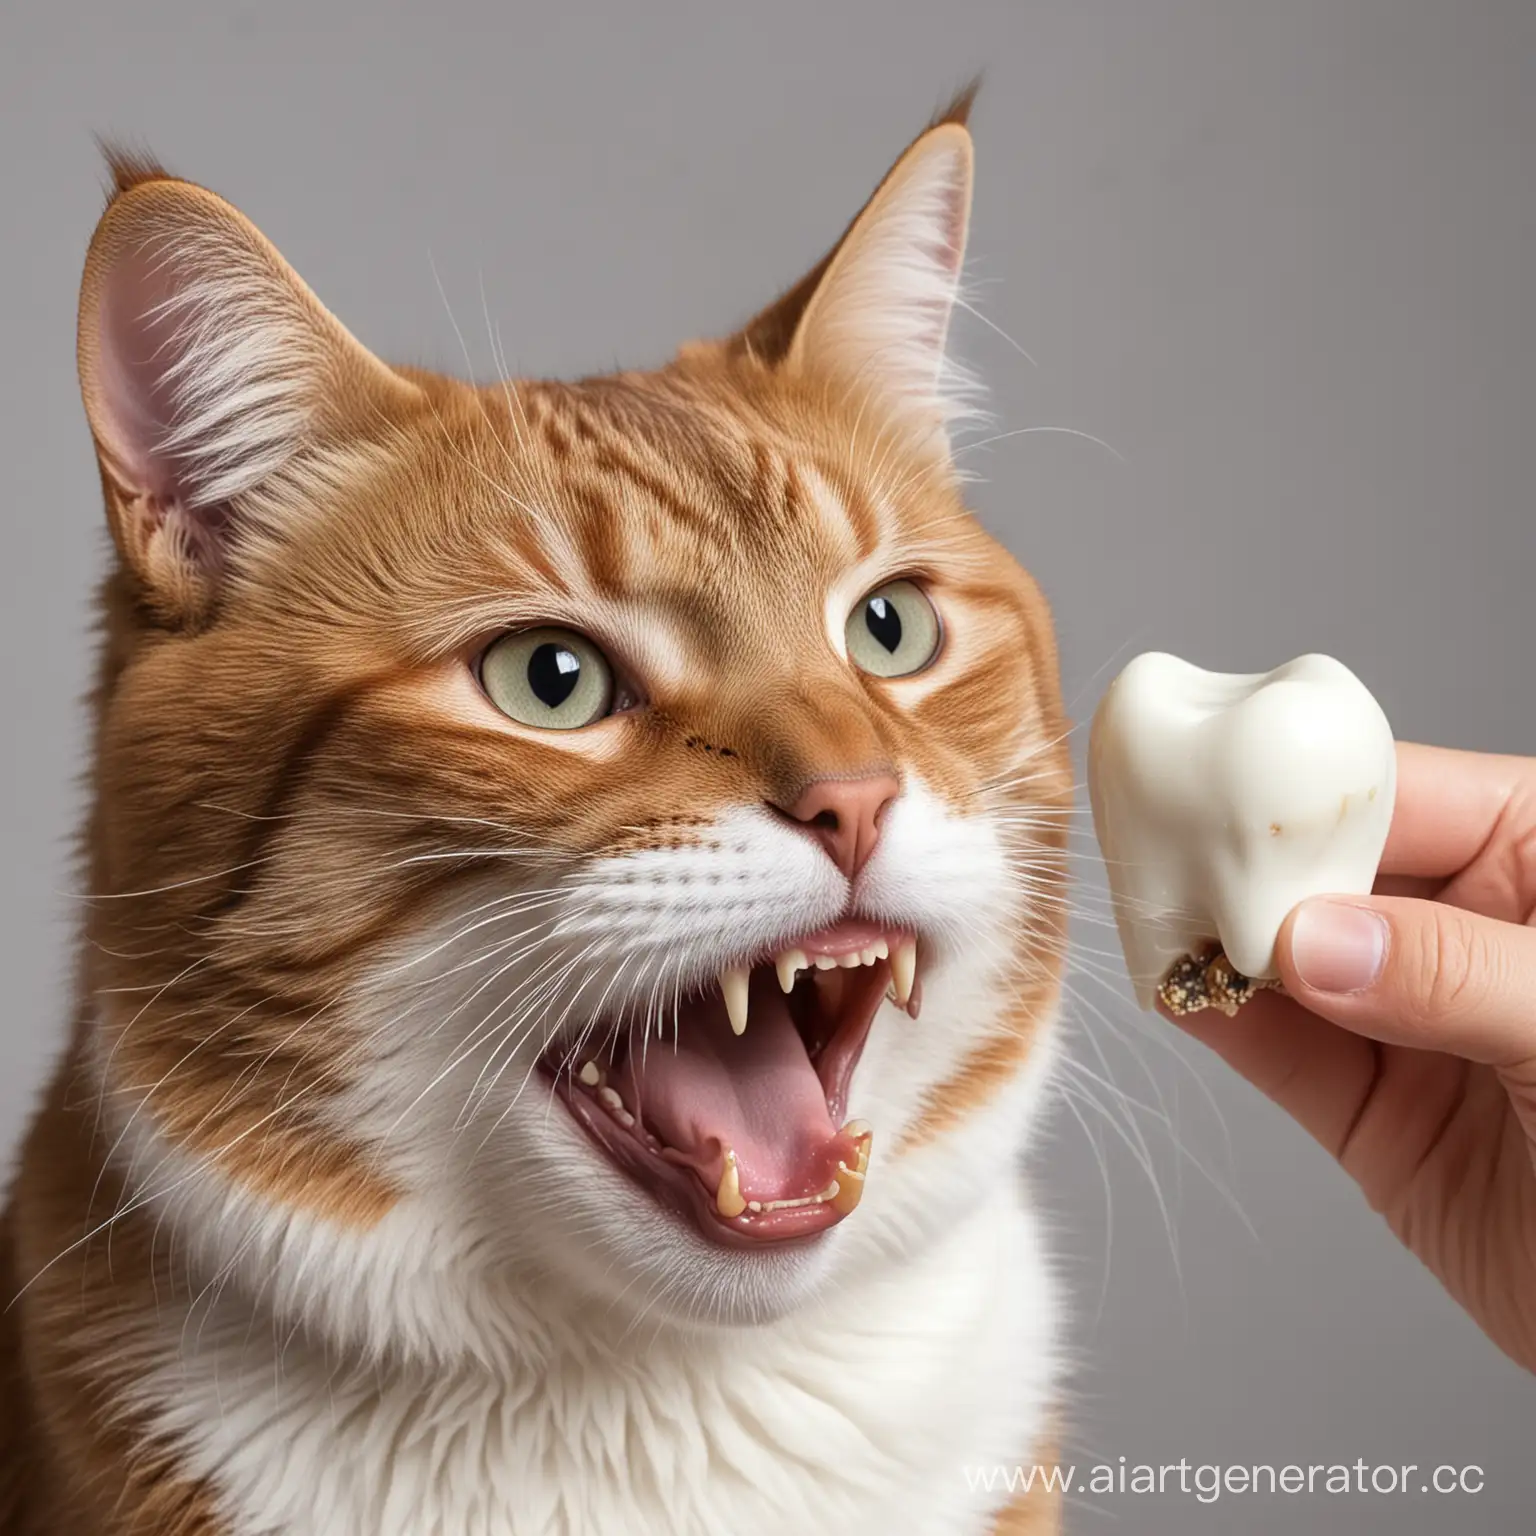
[716,1148,746,1219]
[761,1184,838,1213]
[829,1163,865,1216]
[829,1123,873,1215]
[578,1061,601,1087]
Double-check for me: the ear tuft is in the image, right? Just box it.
[97,139,174,201]
[928,76,982,132]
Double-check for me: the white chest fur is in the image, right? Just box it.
[142,1187,1055,1536]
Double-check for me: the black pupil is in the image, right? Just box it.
[528,642,582,709]
[865,595,903,654]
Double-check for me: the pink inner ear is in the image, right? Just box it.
[916,170,969,356]
[94,244,195,504]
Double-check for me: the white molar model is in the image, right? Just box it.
[1088,653,1396,1013]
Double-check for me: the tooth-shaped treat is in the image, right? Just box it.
[1088,653,1396,1011]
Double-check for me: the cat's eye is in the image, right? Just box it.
[479,627,615,730]
[845,580,941,678]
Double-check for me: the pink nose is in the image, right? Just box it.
[774,773,900,879]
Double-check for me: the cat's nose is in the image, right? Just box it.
[772,772,900,879]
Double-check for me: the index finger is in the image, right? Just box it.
[1380,742,1530,879]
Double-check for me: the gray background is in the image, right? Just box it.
[3,1,1532,1530]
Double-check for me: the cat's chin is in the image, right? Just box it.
[537,919,920,1250]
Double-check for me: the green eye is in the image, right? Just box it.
[480,627,615,729]
[845,580,941,678]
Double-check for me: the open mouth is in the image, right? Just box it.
[541,920,921,1245]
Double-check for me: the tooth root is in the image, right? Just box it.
[720,966,750,1035]
[890,938,917,1006]
[716,1148,746,1218]
[775,948,807,994]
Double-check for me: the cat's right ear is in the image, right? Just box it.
[77,155,422,627]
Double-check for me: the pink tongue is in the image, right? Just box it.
[615,973,838,1200]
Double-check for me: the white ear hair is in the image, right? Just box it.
[81,183,343,514]
[102,232,321,509]
[786,124,976,436]
[77,169,419,617]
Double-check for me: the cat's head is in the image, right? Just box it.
[76,96,1070,1349]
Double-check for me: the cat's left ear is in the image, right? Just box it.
[728,89,977,447]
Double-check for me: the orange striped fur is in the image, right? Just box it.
[4,91,1069,1534]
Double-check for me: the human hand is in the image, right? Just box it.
[1166,743,1536,1372]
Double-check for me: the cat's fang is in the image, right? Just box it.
[1088,651,1396,1008]
[889,938,917,1006]
[715,1147,747,1218]
[827,1121,873,1216]
[829,1167,866,1216]
[775,948,808,994]
[720,966,750,1035]
[829,1163,865,1216]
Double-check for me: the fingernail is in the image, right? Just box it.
[1290,901,1388,994]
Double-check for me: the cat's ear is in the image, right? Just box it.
[729,89,977,446]
[77,154,421,626]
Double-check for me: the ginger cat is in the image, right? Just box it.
[1,90,1069,1534]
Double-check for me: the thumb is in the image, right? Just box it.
[1277,896,1536,1069]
